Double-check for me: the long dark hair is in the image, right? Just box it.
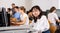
[50,6,56,13]
[31,5,43,23]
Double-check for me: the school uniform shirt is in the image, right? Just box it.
[13,12,20,20]
[31,15,50,32]
[8,11,12,16]
[20,13,29,25]
[48,13,59,26]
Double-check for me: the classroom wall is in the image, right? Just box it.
[32,0,58,11]
[0,0,59,11]
[0,0,25,8]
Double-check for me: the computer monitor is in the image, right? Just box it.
[0,7,10,27]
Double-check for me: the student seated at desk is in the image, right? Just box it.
[11,6,20,25]
[48,6,60,33]
[11,6,29,25]
[11,3,16,15]
[18,6,29,25]
[28,5,50,33]
[7,8,12,17]
[13,6,20,21]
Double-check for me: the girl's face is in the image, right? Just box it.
[53,10,56,13]
[19,8,23,14]
[32,8,40,17]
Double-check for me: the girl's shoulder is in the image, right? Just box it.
[40,15,47,20]
[23,13,28,17]
[41,15,46,18]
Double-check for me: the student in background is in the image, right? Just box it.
[28,5,50,33]
[13,6,20,20]
[48,7,60,33]
[14,6,29,25]
[11,3,16,15]
[11,6,20,25]
[7,8,12,17]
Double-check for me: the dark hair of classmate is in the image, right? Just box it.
[31,5,43,23]
[50,6,56,13]
[7,8,12,12]
[12,3,15,5]
[27,9,32,14]
[19,6,26,13]
[27,9,33,21]
[14,6,19,9]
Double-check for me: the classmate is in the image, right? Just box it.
[11,3,15,8]
[13,6,20,20]
[11,6,20,25]
[48,7,60,33]
[7,8,12,17]
[29,5,50,33]
[14,6,29,25]
[11,3,16,15]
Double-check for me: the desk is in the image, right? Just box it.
[0,25,31,33]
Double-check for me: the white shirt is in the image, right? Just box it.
[48,13,59,25]
[8,11,12,16]
[31,15,50,32]
[20,13,29,25]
